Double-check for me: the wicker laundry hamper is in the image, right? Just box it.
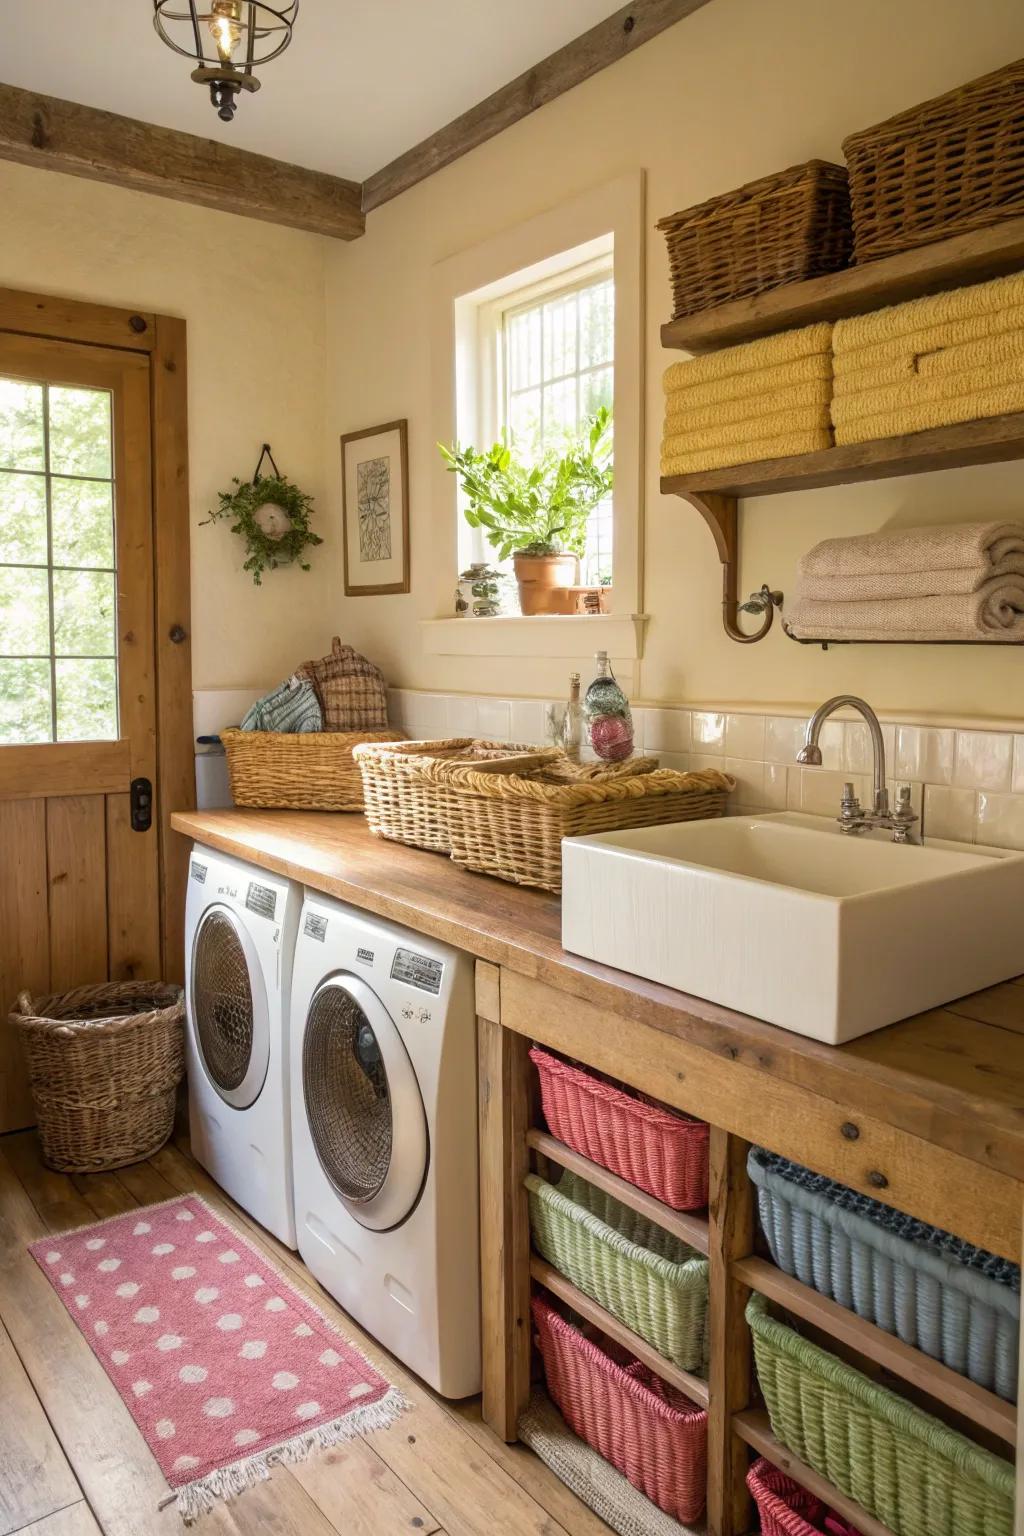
[11,982,185,1173]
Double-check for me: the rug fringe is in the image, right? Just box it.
[164,1384,410,1524]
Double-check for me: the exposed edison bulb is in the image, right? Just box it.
[208,0,244,63]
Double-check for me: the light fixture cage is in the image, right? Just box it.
[153,1,298,120]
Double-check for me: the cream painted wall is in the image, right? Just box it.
[321,0,1024,719]
[0,160,337,691]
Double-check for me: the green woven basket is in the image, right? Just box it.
[747,1293,1014,1536]
[526,1170,709,1370]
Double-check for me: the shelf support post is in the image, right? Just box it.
[679,491,782,643]
[706,1128,756,1536]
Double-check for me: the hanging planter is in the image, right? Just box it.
[204,443,322,585]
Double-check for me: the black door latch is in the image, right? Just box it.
[130,777,153,832]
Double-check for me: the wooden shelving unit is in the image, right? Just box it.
[661,214,1024,353]
[733,1409,895,1536]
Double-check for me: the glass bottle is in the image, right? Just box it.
[562,672,583,763]
[583,651,634,762]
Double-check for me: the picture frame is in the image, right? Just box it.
[340,419,410,596]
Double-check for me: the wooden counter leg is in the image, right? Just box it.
[706,1128,756,1536]
[477,980,533,1442]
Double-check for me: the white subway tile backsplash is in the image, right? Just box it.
[646,708,690,754]
[446,694,479,737]
[691,711,726,752]
[762,762,787,810]
[765,716,806,763]
[657,751,690,774]
[509,698,548,746]
[953,730,1013,792]
[476,697,512,742]
[1012,735,1024,795]
[976,791,1024,851]
[401,692,448,740]
[725,757,764,807]
[845,720,896,776]
[923,785,977,843]
[894,726,954,785]
[690,752,725,776]
[725,713,766,761]
[793,768,869,818]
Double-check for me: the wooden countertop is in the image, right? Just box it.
[171,809,1024,1187]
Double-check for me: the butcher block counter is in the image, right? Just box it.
[172,808,1024,1536]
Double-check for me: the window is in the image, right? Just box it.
[0,376,119,743]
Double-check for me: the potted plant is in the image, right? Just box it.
[440,407,613,615]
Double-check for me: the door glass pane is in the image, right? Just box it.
[0,659,52,745]
[53,569,116,656]
[48,386,112,478]
[0,472,48,564]
[51,478,115,568]
[0,379,45,471]
[55,659,118,742]
[0,566,49,655]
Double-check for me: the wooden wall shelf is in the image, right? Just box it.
[661,215,1024,353]
[526,1128,710,1254]
[733,1257,1017,1445]
[734,1410,896,1536]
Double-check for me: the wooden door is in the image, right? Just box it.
[0,332,161,1130]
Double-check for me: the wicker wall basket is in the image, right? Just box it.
[221,727,404,811]
[429,759,735,893]
[353,738,561,852]
[657,161,852,320]
[843,59,1024,263]
[11,982,185,1174]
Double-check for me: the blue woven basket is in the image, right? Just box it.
[749,1148,1019,1402]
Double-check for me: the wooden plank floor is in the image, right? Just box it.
[0,1129,609,1536]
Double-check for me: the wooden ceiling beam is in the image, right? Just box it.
[0,83,365,242]
[361,0,714,213]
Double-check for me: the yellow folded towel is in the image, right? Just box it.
[662,355,832,410]
[834,270,1024,352]
[664,379,833,432]
[662,430,832,477]
[831,357,1024,427]
[663,403,830,457]
[833,307,1024,378]
[786,579,1024,642]
[834,382,1024,445]
[796,521,1024,601]
[662,322,832,394]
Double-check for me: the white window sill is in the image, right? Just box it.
[420,613,648,659]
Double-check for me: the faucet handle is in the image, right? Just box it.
[837,781,866,834]
[890,783,919,843]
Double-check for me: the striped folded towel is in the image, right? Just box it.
[833,306,1024,380]
[241,676,323,733]
[663,403,832,458]
[662,322,832,394]
[833,380,1024,445]
[663,354,832,410]
[662,430,832,477]
[834,270,1024,353]
[664,378,832,431]
[786,581,1024,642]
[797,521,1024,600]
[832,356,1024,427]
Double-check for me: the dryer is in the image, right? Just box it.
[185,845,301,1248]
[290,891,480,1398]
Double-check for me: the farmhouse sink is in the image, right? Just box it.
[561,812,1024,1043]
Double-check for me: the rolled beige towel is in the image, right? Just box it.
[800,521,1024,577]
[798,557,1024,601]
[786,579,1024,642]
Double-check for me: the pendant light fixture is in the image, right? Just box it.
[153,2,299,123]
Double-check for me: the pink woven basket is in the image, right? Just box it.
[532,1294,707,1525]
[747,1458,863,1536]
[530,1046,709,1211]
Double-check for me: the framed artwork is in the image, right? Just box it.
[340,419,410,596]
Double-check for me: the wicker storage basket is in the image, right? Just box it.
[747,1457,863,1536]
[843,59,1024,263]
[657,161,852,320]
[353,738,561,852]
[221,726,404,811]
[749,1147,1020,1402]
[747,1292,1014,1536]
[531,1046,709,1211]
[532,1294,707,1525]
[526,1169,708,1369]
[431,760,734,894]
[11,983,185,1173]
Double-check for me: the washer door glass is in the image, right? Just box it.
[191,906,270,1109]
[303,975,427,1232]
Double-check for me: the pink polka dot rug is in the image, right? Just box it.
[30,1192,407,1523]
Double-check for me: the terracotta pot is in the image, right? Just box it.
[513,553,579,615]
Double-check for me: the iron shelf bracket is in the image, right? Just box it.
[679,491,783,644]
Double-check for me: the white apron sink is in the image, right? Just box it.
[561,812,1024,1043]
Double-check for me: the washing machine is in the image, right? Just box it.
[290,891,480,1398]
[184,845,301,1248]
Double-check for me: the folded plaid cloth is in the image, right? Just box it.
[297,636,389,731]
[241,676,323,733]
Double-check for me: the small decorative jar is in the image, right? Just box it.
[456,563,505,617]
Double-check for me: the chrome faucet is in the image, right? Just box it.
[796,695,918,842]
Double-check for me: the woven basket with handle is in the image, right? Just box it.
[222,726,404,811]
[11,982,185,1173]
[843,59,1024,263]
[657,160,852,320]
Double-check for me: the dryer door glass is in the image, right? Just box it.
[193,908,255,1093]
[302,977,428,1229]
